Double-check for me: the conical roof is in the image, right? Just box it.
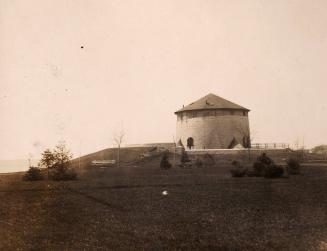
[175,93,249,114]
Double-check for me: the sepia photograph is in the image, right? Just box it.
[1,0,327,250]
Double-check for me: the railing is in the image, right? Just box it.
[251,143,290,149]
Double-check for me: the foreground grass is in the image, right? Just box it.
[1,164,327,250]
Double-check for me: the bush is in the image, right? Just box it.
[246,170,257,177]
[257,153,273,165]
[23,166,44,181]
[264,164,284,178]
[180,150,190,164]
[252,153,284,178]
[50,163,77,181]
[179,149,192,168]
[286,158,300,175]
[50,167,77,181]
[253,161,266,177]
[160,152,171,169]
[230,160,247,177]
[195,158,203,168]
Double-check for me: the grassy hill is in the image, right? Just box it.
[71,146,315,172]
[71,146,157,169]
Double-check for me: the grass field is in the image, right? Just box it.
[1,159,327,250]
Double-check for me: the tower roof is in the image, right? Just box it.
[175,93,250,114]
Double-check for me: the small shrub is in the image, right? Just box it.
[252,153,284,178]
[264,164,284,178]
[23,166,44,181]
[50,163,77,181]
[230,160,247,177]
[231,169,246,177]
[179,149,191,168]
[160,152,171,169]
[257,153,273,165]
[286,158,300,175]
[253,161,265,177]
[51,168,77,181]
[180,150,190,164]
[246,170,257,177]
[195,158,203,168]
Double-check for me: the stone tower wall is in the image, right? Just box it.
[176,110,250,149]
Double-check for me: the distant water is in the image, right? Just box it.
[0,159,40,173]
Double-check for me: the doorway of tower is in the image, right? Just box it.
[187,137,194,149]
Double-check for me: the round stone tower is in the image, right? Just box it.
[175,93,250,149]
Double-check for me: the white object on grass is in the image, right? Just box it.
[162,190,168,196]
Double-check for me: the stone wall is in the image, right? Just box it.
[176,112,250,149]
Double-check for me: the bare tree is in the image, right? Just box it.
[113,130,125,167]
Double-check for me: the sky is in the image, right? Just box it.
[1,0,327,162]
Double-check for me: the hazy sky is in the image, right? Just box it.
[1,0,327,160]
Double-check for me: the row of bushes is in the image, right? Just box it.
[23,166,77,181]
[231,153,301,178]
[160,151,215,169]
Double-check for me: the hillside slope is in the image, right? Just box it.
[71,147,157,169]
